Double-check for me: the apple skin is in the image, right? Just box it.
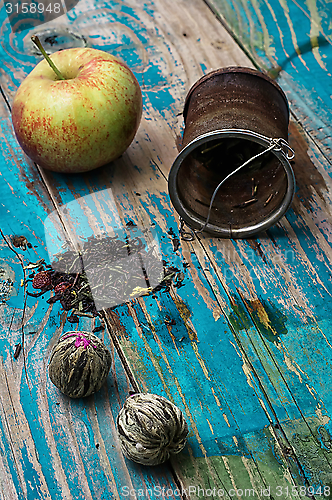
[11,47,142,173]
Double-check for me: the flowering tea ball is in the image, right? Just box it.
[117,393,188,465]
[49,331,112,398]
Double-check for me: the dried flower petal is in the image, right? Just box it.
[54,282,71,294]
[32,271,52,289]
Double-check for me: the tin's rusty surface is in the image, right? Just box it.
[182,67,289,146]
[169,67,294,237]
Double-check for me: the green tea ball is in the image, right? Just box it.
[49,331,112,398]
[117,393,188,465]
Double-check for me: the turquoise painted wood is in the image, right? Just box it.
[0,0,332,498]
[0,106,180,499]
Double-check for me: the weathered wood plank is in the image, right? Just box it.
[191,119,332,488]
[1,0,332,497]
[0,94,180,499]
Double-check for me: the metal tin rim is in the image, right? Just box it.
[168,129,296,238]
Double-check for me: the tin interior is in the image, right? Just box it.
[176,137,288,231]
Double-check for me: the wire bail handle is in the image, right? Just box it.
[178,134,295,241]
[270,137,295,160]
[179,218,195,241]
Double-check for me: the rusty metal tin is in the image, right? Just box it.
[168,67,295,238]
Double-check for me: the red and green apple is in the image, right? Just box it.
[11,38,142,173]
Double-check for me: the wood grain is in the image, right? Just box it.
[0,76,180,500]
[0,0,332,498]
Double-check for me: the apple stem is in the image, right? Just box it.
[31,35,66,80]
